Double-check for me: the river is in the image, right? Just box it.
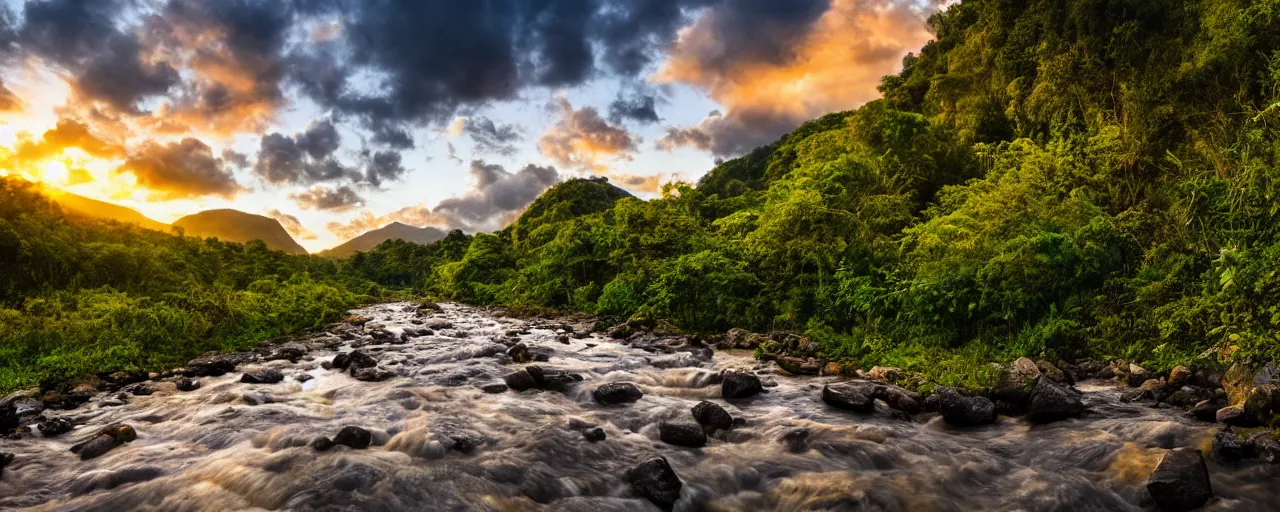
[1,302,1277,511]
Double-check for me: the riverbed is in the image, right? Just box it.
[1,302,1276,511]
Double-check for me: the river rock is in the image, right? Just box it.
[867,366,904,382]
[626,457,683,510]
[175,378,201,392]
[38,417,73,437]
[123,383,153,396]
[0,452,12,478]
[1027,377,1084,423]
[185,354,241,377]
[1036,360,1067,383]
[1168,365,1193,388]
[721,371,763,399]
[270,343,308,362]
[691,401,734,432]
[333,426,372,449]
[872,384,922,414]
[352,367,396,382]
[506,343,531,363]
[0,404,16,433]
[503,370,538,391]
[479,382,508,394]
[311,436,335,452]
[1213,427,1250,462]
[822,383,875,413]
[332,350,377,371]
[1248,433,1280,463]
[776,356,821,376]
[241,368,284,384]
[935,387,997,426]
[1147,447,1212,510]
[527,366,583,392]
[72,424,137,461]
[583,427,606,442]
[1216,405,1247,426]
[1190,400,1223,422]
[1242,384,1277,426]
[659,422,708,448]
[593,382,644,405]
[1126,363,1152,388]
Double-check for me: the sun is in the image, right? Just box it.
[41,159,69,185]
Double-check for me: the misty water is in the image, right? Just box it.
[2,303,1277,511]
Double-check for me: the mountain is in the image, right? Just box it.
[508,177,633,242]
[173,209,308,254]
[324,222,447,258]
[42,188,171,233]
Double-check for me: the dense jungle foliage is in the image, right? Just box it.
[357,0,1280,380]
[0,177,377,391]
[3,0,1278,391]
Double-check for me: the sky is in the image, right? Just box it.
[0,0,937,252]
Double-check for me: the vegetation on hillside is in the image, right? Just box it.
[3,0,1278,392]
[350,0,1280,379]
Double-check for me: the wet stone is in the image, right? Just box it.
[240,368,284,384]
[1147,447,1212,511]
[352,367,396,382]
[184,354,241,377]
[1213,428,1250,463]
[691,401,734,432]
[823,383,875,413]
[582,427,606,442]
[1027,377,1084,423]
[333,426,372,449]
[592,382,644,405]
[332,350,377,371]
[721,371,763,400]
[659,421,707,448]
[174,378,201,392]
[123,383,153,396]
[935,387,997,426]
[479,382,509,394]
[626,457,683,510]
[311,436,335,452]
[38,417,73,437]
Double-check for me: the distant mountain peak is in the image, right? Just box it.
[173,209,307,255]
[323,221,447,258]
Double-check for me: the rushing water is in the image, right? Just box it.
[1,302,1277,511]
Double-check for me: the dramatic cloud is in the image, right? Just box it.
[0,81,22,112]
[655,122,714,152]
[11,119,124,162]
[253,119,355,185]
[538,97,641,171]
[363,150,407,186]
[290,185,365,212]
[19,0,179,113]
[327,159,561,239]
[609,89,661,125]
[654,0,934,156]
[460,117,522,156]
[116,138,244,200]
[267,209,318,240]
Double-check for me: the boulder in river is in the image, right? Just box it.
[479,382,508,394]
[659,421,708,448]
[311,436,335,452]
[240,368,284,384]
[0,452,12,478]
[1146,447,1212,511]
[506,343,531,363]
[333,426,372,449]
[71,424,137,461]
[332,350,377,371]
[721,371,763,400]
[626,457,683,510]
[503,369,538,391]
[175,377,201,392]
[1127,363,1153,388]
[691,401,734,432]
[994,357,1041,404]
[935,387,997,426]
[776,356,821,376]
[583,427,606,442]
[1190,400,1222,422]
[0,404,16,433]
[38,417,73,437]
[526,366,583,392]
[872,384,923,414]
[822,383,875,413]
[1222,362,1277,406]
[1248,433,1280,463]
[1027,377,1084,423]
[1212,427,1250,463]
[269,343,308,362]
[1216,405,1247,426]
[351,367,396,382]
[593,382,644,405]
[184,354,242,377]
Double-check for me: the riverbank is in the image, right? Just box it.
[2,302,1278,510]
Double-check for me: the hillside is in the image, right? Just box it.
[324,222,447,258]
[174,209,308,255]
[42,188,171,233]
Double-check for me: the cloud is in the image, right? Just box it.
[363,150,407,186]
[0,80,22,112]
[289,0,716,131]
[654,0,934,156]
[19,0,178,113]
[326,159,562,239]
[253,119,356,185]
[116,138,244,200]
[461,117,523,156]
[655,123,713,152]
[267,209,317,240]
[609,89,661,124]
[290,184,365,212]
[12,119,125,162]
[538,97,641,171]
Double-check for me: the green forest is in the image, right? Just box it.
[3,0,1279,392]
